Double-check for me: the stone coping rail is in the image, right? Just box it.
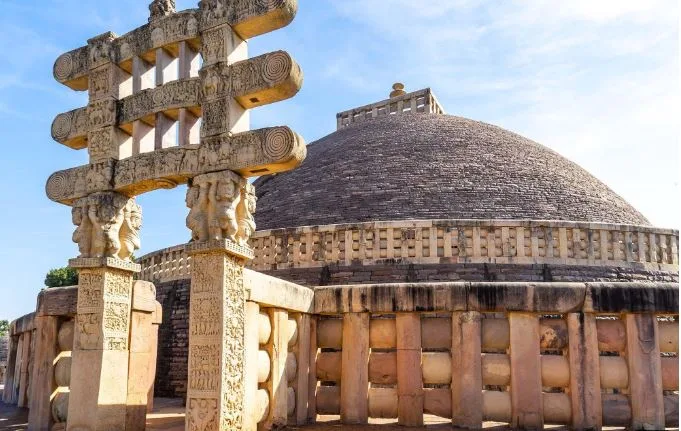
[313,281,679,314]
[138,219,679,284]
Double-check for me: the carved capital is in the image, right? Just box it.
[71,192,141,262]
[186,170,244,244]
[236,183,256,246]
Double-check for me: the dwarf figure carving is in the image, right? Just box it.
[186,180,210,242]
[187,171,245,244]
[119,199,142,261]
[210,174,241,242]
[72,199,92,258]
[87,192,128,258]
[236,184,256,246]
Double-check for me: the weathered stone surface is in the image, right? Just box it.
[254,114,652,230]
[368,387,398,419]
[57,320,75,352]
[185,171,256,246]
[566,313,602,429]
[54,51,301,149]
[70,192,141,262]
[243,269,313,313]
[54,356,72,387]
[140,220,680,285]
[313,281,678,314]
[46,127,305,204]
[340,313,369,424]
[584,281,678,313]
[395,313,423,426]
[199,0,297,39]
[185,249,247,431]
[451,311,483,428]
[467,282,585,313]
[28,316,60,429]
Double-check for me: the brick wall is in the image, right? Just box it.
[154,279,190,398]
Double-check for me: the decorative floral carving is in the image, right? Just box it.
[88,128,116,162]
[220,255,245,430]
[103,302,130,332]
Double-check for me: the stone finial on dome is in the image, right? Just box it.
[336,86,446,130]
[149,0,176,21]
[390,82,406,98]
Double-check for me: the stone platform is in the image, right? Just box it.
[2,389,675,430]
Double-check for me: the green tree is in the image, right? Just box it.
[44,266,79,288]
[0,319,8,337]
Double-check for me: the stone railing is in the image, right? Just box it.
[242,270,315,428]
[3,284,161,430]
[336,88,445,130]
[138,220,679,283]
[0,335,7,384]
[2,312,34,408]
[311,281,679,429]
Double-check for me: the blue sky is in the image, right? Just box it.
[0,0,678,320]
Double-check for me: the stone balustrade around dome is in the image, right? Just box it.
[138,219,678,284]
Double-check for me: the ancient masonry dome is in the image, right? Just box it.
[139,84,678,397]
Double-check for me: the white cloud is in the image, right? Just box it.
[325,0,679,227]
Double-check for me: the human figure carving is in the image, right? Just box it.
[119,200,142,261]
[236,185,256,246]
[186,181,210,242]
[88,193,127,258]
[210,175,240,242]
[72,201,92,258]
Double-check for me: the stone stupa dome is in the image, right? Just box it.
[254,92,650,230]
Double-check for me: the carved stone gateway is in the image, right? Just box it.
[46,1,304,429]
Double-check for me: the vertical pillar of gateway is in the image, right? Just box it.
[184,2,250,430]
